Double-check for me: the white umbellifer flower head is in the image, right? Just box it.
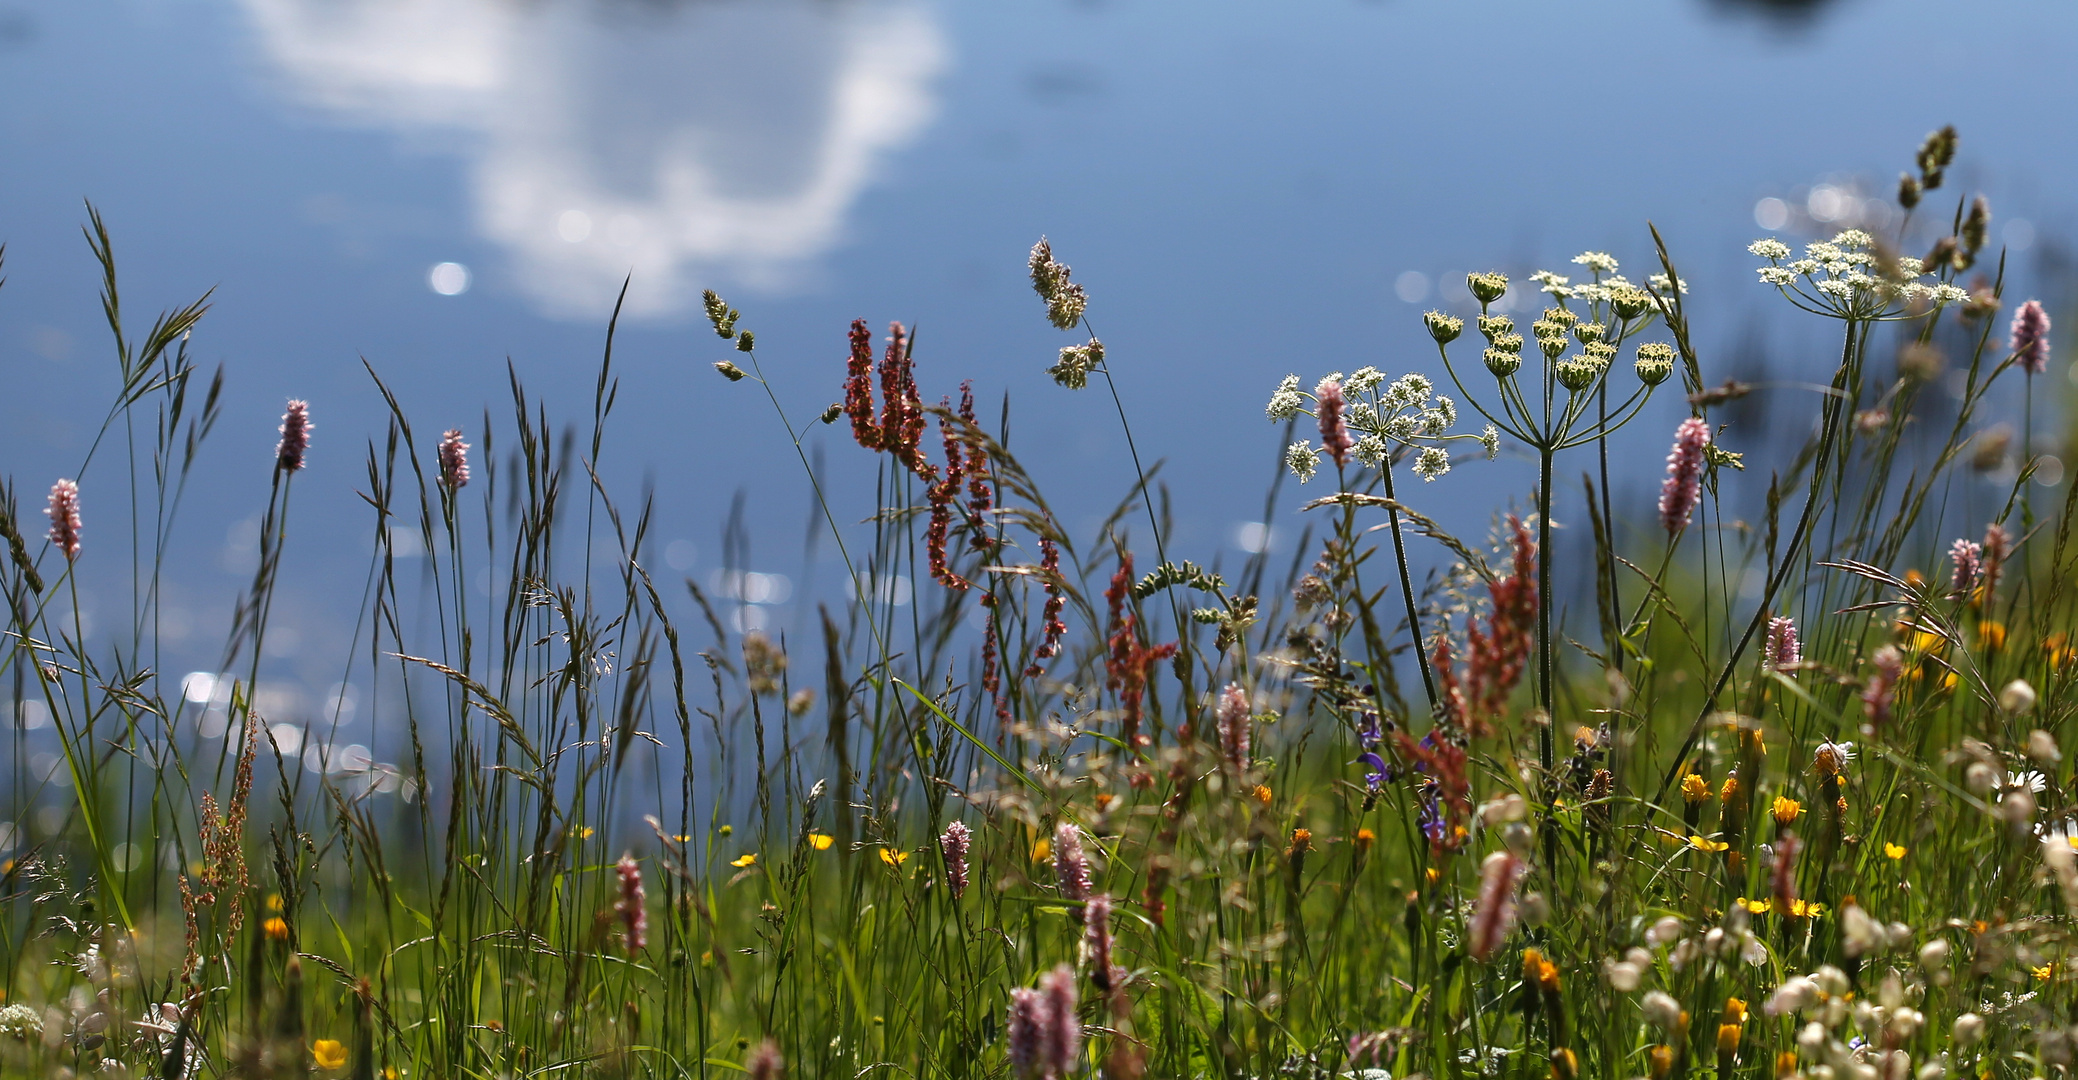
[1285,440,1318,483]
[1758,266,1798,285]
[1434,395,1457,427]
[1266,374,1304,420]
[1386,373,1433,407]
[1832,229,1873,248]
[1413,446,1451,481]
[1572,251,1619,273]
[1932,284,1970,304]
[1480,424,1500,459]
[1749,238,1791,260]
[1647,273,1687,295]
[1345,366,1387,395]
[1530,269,1573,297]
[1354,433,1388,468]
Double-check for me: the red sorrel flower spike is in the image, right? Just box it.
[877,322,931,477]
[1658,417,1710,535]
[278,399,312,472]
[2011,299,2052,375]
[46,479,81,561]
[843,319,881,450]
[925,403,970,591]
[960,383,995,549]
[1032,539,1067,665]
[438,429,470,490]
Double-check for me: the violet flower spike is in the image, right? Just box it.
[45,479,81,562]
[2011,299,2052,375]
[940,820,971,899]
[1657,416,1709,535]
[277,399,312,472]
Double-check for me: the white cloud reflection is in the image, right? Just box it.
[242,0,946,318]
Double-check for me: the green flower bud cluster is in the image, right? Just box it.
[1468,272,1509,305]
[1425,310,1465,345]
[1477,314,1514,341]
[1555,358,1598,392]
[1572,321,1607,345]
[1532,319,1571,359]
[1634,342,1677,386]
[1611,286,1652,320]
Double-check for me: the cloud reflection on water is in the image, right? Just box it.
[242,0,946,318]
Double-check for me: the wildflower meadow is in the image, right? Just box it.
[5,128,2078,1080]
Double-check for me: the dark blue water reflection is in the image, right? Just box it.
[2,0,2074,766]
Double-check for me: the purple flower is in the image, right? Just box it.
[278,399,312,472]
[2011,299,2052,375]
[1039,964,1081,1078]
[1355,752,1391,794]
[1658,416,1710,535]
[1007,988,1045,1079]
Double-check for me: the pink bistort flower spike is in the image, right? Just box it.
[277,399,312,472]
[1466,850,1521,962]
[1765,616,1801,672]
[1053,822,1091,906]
[1007,988,1045,1079]
[1950,538,1983,600]
[1039,964,1081,1079]
[1658,417,1710,535]
[439,429,470,490]
[940,820,971,899]
[1314,377,1354,468]
[46,479,81,562]
[2011,299,2051,375]
[1084,893,1117,993]
[1217,683,1251,774]
[614,854,646,953]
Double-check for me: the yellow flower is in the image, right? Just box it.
[1720,774,1741,803]
[807,833,834,851]
[730,853,757,868]
[1648,1045,1674,1080]
[1722,998,1748,1024]
[1424,867,1440,884]
[263,917,290,941]
[2034,964,2055,982]
[1252,784,1274,806]
[1740,897,1770,914]
[1883,842,1907,859]
[1716,1022,1743,1056]
[1681,773,1711,804]
[573,825,595,839]
[879,847,910,866]
[1354,828,1376,852]
[1979,621,2007,651]
[1031,838,1052,863]
[265,893,285,913]
[1771,797,1803,825]
[312,1039,348,1070]
[1688,834,1730,852]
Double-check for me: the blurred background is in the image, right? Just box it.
[1,0,2073,776]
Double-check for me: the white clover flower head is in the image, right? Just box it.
[1749,238,1791,260]
[1345,366,1387,396]
[1354,433,1388,468]
[1480,423,1500,459]
[1285,441,1319,483]
[1413,445,1451,481]
[1572,251,1619,273]
[1266,374,1305,421]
